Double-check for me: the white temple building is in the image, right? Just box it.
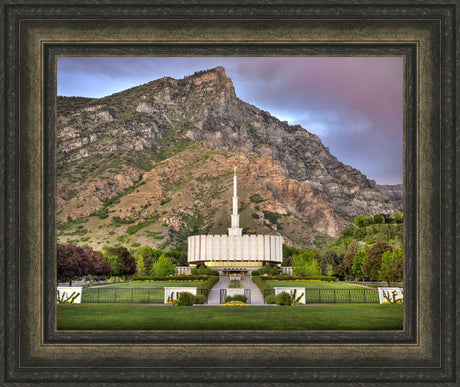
[187,168,283,275]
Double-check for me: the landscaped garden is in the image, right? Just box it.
[265,281,362,290]
[57,303,404,330]
[80,280,208,304]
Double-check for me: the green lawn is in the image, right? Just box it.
[90,281,203,289]
[81,282,203,304]
[57,304,403,330]
[266,281,361,289]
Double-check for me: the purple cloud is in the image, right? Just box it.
[58,57,403,184]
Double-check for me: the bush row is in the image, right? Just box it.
[198,276,219,293]
[191,267,219,276]
[265,292,292,306]
[132,275,215,282]
[251,266,280,276]
[252,276,271,294]
[176,292,207,306]
[256,275,337,282]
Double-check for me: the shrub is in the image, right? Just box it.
[265,294,278,304]
[252,276,271,294]
[132,275,209,282]
[198,276,219,293]
[276,292,292,306]
[255,275,336,282]
[251,270,260,276]
[191,266,219,276]
[249,194,264,203]
[177,292,195,306]
[193,294,207,304]
[269,266,279,276]
[228,280,242,288]
[225,294,248,303]
[258,265,271,275]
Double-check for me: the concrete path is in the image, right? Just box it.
[206,277,230,305]
[206,276,265,305]
[242,276,265,305]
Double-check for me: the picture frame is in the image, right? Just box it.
[1,0,457,384]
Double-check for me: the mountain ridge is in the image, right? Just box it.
[56,66,402,251]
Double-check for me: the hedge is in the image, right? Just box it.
[132,275,215,282]
[256,275,337,282]
[252,276,271,294]
[198,276,219,293]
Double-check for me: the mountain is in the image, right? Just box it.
[56,67,402,251]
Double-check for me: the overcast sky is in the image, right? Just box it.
[58,57,403,185]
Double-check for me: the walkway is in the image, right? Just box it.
[206,276,265,305]
[207,277,230,305]
[242,276,265,304]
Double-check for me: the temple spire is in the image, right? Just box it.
[228,167,242,236]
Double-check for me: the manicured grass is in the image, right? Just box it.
[57,304,403,330]
[266,281,360,290]
[91,281,203,289]
[82,282,202,304]
[228,280,242,288]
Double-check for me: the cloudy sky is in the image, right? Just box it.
[58,57,403,185]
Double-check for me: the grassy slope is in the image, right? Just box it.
[57,304,403,330]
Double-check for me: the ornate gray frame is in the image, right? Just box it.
[1,1,457,384]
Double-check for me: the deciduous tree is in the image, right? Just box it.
[151,254,176,277]
[352,250,367,282]
[57,243,91,286]
[363,242,392,281]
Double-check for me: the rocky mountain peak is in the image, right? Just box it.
[56,67,402,250]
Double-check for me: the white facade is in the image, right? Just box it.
[188,234,283,264]
[164,287,197,303]
[187,168,283,269]
[274,287,306,304]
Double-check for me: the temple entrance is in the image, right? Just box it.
[222,268,248,277]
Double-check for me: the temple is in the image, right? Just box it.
[187,168,283,275]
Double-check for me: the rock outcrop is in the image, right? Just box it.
[56,67,402,250]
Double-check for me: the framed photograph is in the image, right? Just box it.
[2,1,457,384]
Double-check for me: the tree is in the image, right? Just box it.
[373,214,384,224]
[105,246,136,280]
[103,250,121,278]
[57,243,91,286]
[134,246,156,276]
[292,250,321,276]
[394,257,404,280]
[82,245,111,283]
[151,254,176,277]
[363,242,392,281]
[331,253,346,279]
[282,245,301,266]
[352,250,367,282]
[319,250,338,275]
[354,216,373,228]
[378,246,403,285]
[335,240,358,281]
[166,250,187,266]
[304,258,321,276]
[393,211,403,224]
